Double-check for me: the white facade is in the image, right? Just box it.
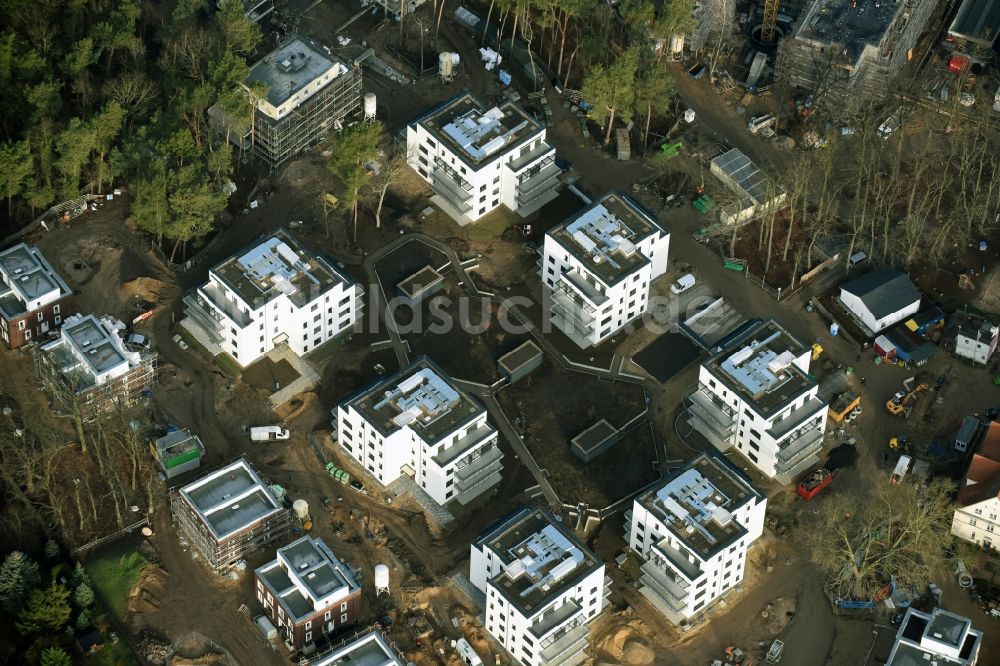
[956,323,999,365]
[838,270,921,334]
[183,229,363,367]
[470,508,607,666]
[308,630,405,666]
[335,358,503,507]
[952,422,1000,549]
[886,607,981,666]
[406,93,561,224]
[840,289,919,333]
[541,193,670,348]
[687,319,828,484]
[952,495,1000,548]
[0,243,72,314]
[625,454,766,625]
[40,313,139,390]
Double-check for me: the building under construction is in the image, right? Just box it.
[170,458,292,574]
[35,313,156,421]
[227,35,363,172]
[776,0,938,104]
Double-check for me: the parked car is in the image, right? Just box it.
[670,273,697,294]
[350,479,364,492]
[878,112,901,139]
[250,426,290,441]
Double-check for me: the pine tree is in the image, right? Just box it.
[16,583,72,635]
[43,539,60,560]
[0,551,41,613]
[73,583,95,609]
[39,646,72,666]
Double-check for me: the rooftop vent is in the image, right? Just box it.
[13,268,21,274]
[231,504,240,510]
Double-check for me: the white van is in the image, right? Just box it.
[250,426,290,441]
[670,273,696,294]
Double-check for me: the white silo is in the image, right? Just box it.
[363,93,377,122]
[292,499,310,522]
[439,52,454,82]
[374,563,390,597]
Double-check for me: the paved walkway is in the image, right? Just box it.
[267,345,321,408]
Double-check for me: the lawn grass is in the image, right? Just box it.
[213,352,242,379]
[85,545,149,620]
[463,209,515,242]
[174,324,212,361]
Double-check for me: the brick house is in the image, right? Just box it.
[255,536,362,652]
[0,243,75,349]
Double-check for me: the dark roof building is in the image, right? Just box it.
[948,0,1000,48]
[839,270,921,335]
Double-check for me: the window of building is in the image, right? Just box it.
[305,631,312,642]
[17,320,25,331]
[305,621,312,630]
[748,452,759,463]
[52,304,60,315]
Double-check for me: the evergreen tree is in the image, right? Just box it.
[16,583,72,635]
[39,646,72,666]
[43,539,60,561]
[0,551,41,613]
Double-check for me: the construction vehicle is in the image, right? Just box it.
[797,468,833,500]
[888,435,912,453]
[891,455,912,484]
[722,646,752,665]
[885,378,929,415]
[811,343,823,361]
[828,392,861,422]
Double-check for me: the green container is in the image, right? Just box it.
[165,447,201,469]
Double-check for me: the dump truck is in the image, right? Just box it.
[797,468,832,500]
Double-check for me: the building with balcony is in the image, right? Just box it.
[215,35,362,171]
[405,92,561,225]
[686,319,828,484]
[255,536,362,652]
[170,458,292,574]
[886,607,981,666]
[624,453,766,625]
[334,357,503,507]
[182,229,363,368]
[0,243,75,349]
[470,508,608,666]
[37,313,157,420]
[541,193,669,348]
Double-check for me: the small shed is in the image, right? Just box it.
[397,266,445,306]
[151,429,205,478]
[497,341,543,384]
[885,324,936,366]
[570,419,620,463]
[902,307,946,336]
[955,416,981,453]
[874,335,897,362]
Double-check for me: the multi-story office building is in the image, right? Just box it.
[183,229,363,367]
[470,508,608,666]
[255,536,362,651]
[625,453,766,625]
[540,193,669,348]
[405,92,561,224]
[0,243,75,349]
[334,357,503,507]
[686,319,828,484]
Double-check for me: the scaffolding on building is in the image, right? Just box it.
[33,348,158,422]
[169,466,293,574]
[775,0,937,105]
[250,65,363,172]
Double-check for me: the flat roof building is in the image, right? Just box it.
[183,229,363,367]
[304,630,406,666]
[887,607,982,666]
[777,0,937,103]
[151,429,205,479]
[687,319,828,484]
[949,0,1000,51]
[256,536,362,652]
[470,508,607,666]
[0,243,75,349]
[336,357,503,507]
[541,193,670,348]
[37,313,156,420]
[217,35,362,171]
[626,453,766,625]
[406,92,561,225]
[170,458,292,573]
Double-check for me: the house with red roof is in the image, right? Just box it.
[951,421,1000,549]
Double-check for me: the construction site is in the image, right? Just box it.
[775,0,939,103]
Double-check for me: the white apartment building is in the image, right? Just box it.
[686,319,828,484]
[541,193,670,348]
[625,453,766,625]
[470,508,608,666]
[406,92,561,225]
[183,229,363,367]
[955,319,999,365]
[335,357,503,507]
[887,607,982,666]
[952,421,1000,549]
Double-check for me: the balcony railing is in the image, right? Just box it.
[538,616,589,663]
[775,427,824,470]
[507,142,554,172]
[430,167,474,213]
[651,539,702,581]
[562,270,609,307]
[182,294,224,344]
[639,562,689,614]
[454,444,503,481]
[550,287,596,324]
[687,389,737,449]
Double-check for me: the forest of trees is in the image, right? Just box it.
[0,0,261,259]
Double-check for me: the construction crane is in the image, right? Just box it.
[761,0,780,43]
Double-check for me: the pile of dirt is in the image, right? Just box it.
[126,565,167,617]
[166,632,234,666]
[123,276,169,305]
[597,622,656,665]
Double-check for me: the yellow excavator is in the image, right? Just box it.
[885,378,929,416]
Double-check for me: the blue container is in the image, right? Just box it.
[830,323,840,336]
